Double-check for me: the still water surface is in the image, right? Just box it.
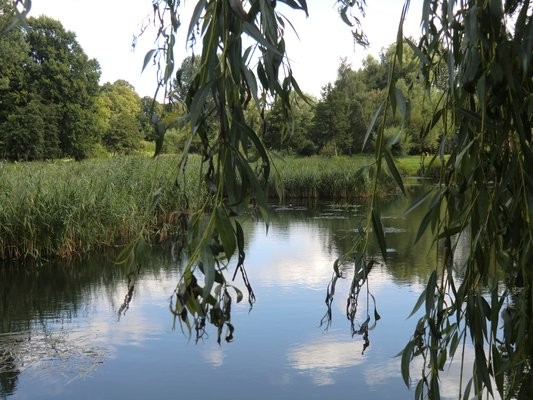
[1,192,473,399]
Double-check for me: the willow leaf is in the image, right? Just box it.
[362,103,383,151]
[215,206,236,259]
[371,209,387,261]
[408,288,427,319]
[401,341,414,387]
[142,49,157,72]
[187,0,206,42]
[384,148,405,195]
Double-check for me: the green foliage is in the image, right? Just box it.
[141,0,312,342]
[0,155,206,260]
[377,2,533,399]
[98,80,144,154]
[272,155,396,199]
[0,14,102,160]
[263,92,316,154]
[311,62,368,155]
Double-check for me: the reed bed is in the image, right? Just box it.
[0,156,204,261]
[0,154,426,261]
[271,156,398,200]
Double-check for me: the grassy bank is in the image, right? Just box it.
[0,156,205,261]
[0,154,435,261]
[272,155,437,199]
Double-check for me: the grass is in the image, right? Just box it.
[0,154,434,261]
[271,155,438,200]
[0,155,205,261]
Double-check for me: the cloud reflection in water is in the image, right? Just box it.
[287,336,365,386]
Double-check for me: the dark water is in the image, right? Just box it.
[1,189,474,400]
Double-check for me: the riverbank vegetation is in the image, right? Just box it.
[0,154,435,261]
[0,156,204,261]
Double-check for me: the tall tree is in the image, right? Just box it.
[264,92,316,155]
[99,80,143,154]
[0,15,102,160]
[311,61,367,155]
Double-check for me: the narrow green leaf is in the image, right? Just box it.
[235,220,245,254]
[384,148,406,195]
[201,259,215,299]
[187,0,206,42]
[362,103,383,151]
[242,65,260,107]
[425,270,437,317]
[188,80,213,127]
[437,225,463,239]
[414,379,424,400]
[422,108,443,139]
[394,87,408,119]
[401,189,432,217]
[339,6,354,27]
[454,140,474,169]
[142,49,157,72]
[232,286,244,303]
[396,3,409,65]
[242,22,282,55]
[406,38,429,66]
[437,348,447,370]
[461,378,473,400]
[474,344,493,394]
[215,206,236,259]
[408,288,427,318]
[401,341,414,387]
[289,74,313,105]
[278,0,308,15]
[449,330,460,358]
[371,209,387,261]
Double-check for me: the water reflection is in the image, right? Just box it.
[0,190,473,399]
[0,252,179,398]
[287,336,365,386]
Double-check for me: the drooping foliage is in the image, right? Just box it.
[390,1,533,398]
[3,1,532,399]
[144,1,532,398]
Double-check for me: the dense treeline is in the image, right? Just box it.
[264,45,443,157]
[0,1,442,161]
[0,4,156,161]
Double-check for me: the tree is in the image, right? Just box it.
[263,92,316,155]
[388,2,533,398]
[24,16,102,159]
[99,80,144,154]
[0,14,102,160]
[310,61,367,155]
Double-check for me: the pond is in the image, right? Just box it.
[1,189,474,400]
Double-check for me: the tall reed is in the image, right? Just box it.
[0,154,422,261]
[270,156,398,200]
[0,156,204,261]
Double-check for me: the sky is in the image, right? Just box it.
[28,0,423,99]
